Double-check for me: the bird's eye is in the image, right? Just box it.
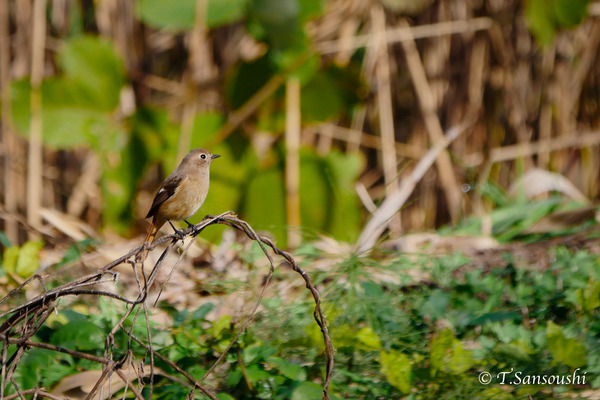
[201,154,206,159]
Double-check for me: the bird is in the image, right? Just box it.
[142,148,220,255]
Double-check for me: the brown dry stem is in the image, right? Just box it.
[0,212,333,400]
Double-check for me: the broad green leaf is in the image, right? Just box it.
[191,303,214,321]
[301,72,346,122]
[211,315,232,340]
[190,112,225,148]
[525,0,558,45]
[2,246,19,275]
[576,278,600,314]
[15,240,44,277]
[448,339,475,374]
[244,167,287,246]
[299,151,330,234]
[554,0,589,28]
[270,357,307,381]
[356,326,382,351]
[137,0,247,31]
[51,321,104,350]
[468,311,522,326]
[298,0,323,21]
[430,328,454,376]
[290,381,323,400]
[59,35,126,110]
[244,364,271,383]
[207,0,248,28]
[324,151,363,241]
[248,0,305,50]
[430,328,475,376]
[380,350,411,394]
[225,55,277,110]
[0,231,11,247]
[495,339,534,362]
[136,0,195,31]
[546,321,586,368]
[243,344,277,364]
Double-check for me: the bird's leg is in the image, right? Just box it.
[184,219,201,236]
[168,220,186,240]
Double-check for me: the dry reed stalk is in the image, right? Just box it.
[317,17,493,54]
[317,124,333,154]
[489,129,600,163]
[210,53,310,146]
[348,105,366,153]
[0,0,18,243]
[0,213,334,400]
[26,0,47,238]
[476,129,600,193]
[319,123,425,159]
[537,45,556,169]
[285,78,301,248]
[371,5,401,233]
[66,152,100,217]
[399,18,462,223]
[357,123,466,253]
[143,74,185,97]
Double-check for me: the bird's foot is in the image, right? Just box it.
[168,221,186,240]
[184,219,201,236]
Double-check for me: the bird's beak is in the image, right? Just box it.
[211,154,221,160]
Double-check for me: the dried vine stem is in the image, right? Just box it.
[0,212,334,400]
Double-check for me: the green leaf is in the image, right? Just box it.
[270,357,307,381]
[356,326,383,351]
[554,0,589,28]
[2,246,19,275]
[299,151,330,234]
[136,0,196,31]
[10,35,127,150]
[190,112,225,148]
[211,315,232,340]
[207,0,248,28]
[15,240,44,277]
[248,0,305,50]
[290,381,324,400]
[51,321,104,350]
[448,339,475,374]
[225,55,277,110]
[525,0,558,45]
[577,278,600,314]
[137,0,247,31]
[244,364,271,383]
[430,328,453,376]
[59,35,126,111]
[380,350,411,394]
[243,344,277,364]
[546,321,586,368]
[430,328,475,376]
[244,166,287,246]
[468,311,522,326]
[0,231,12,247]
[301,72,346,122]
[324,151,363,241]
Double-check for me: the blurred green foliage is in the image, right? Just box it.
[6,227,600,398]
[525,0,590,45]
[8,0,366,245]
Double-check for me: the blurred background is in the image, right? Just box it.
[2,1,600,399]
[1,0,598,249]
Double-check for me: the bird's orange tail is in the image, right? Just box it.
[140,221,158,261]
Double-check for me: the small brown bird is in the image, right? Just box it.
[144,148,220,248]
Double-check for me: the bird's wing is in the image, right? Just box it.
[145,174,183,219]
